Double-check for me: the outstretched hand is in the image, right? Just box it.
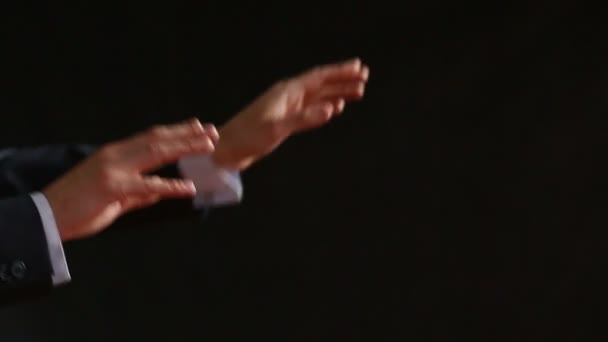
[43,58,370,241]
[212,58,369,170]
[44,119,218,241]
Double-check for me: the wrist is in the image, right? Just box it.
[211,116,259,171]
[211,119,252,170]
[211,113,288,171]
[43,185,74,242]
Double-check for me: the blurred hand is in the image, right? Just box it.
[212,58,369,170]
[43,118,218,242]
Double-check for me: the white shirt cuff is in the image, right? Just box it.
[23,156,239,288]
[178,155,243,208]
[30,192,71,286]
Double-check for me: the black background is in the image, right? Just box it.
[1,1,608,341]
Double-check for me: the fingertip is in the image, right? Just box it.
[206,136,217,152]
[203,123,220,141]
[192,135,216,153]
[360,65,370,81]
[202,123,214,130]
[189,117,204,131]
[344,83,365,100]
[335,99,346,114]
[169,179,197,197]
[335,58,361,73]
[183,179,197,194]
[347,56,362,65]
[355,82,365,98]
[351,58,362,72]
[321,102,334,120]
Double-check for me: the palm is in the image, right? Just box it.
[44,118,217,241]
[258,59,368,134]
[218,58,369,168]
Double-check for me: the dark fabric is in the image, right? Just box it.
[0,194,53,306]
[0,145,95,195]
[0,145,93,304]
[0,145,203,305]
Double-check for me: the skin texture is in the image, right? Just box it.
[44,119,219,241]
[213,58,369,170]
[43,58,369,242]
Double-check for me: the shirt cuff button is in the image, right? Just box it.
[11,260,27,280]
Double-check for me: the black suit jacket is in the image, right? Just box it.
[0,145,201,306]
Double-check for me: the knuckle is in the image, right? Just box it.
[147,141,163,154]
[146,141,160,153]
[146,176,166,192]
[147,142,171,163]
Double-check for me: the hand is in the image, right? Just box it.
[43,118,218,242]
[212,58,369,170]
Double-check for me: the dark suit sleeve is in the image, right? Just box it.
[0,144,96,195]
[0,145,94,305]
[0,145,207,305]
[0,144,200,217]
[0,195,54,306]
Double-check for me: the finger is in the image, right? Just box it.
[323,63,369,83]
[304,58,368,84]
[120,176,197,198]
[360,65,370,82]
[314,81,366,102]
[129,134,216,172]
[203,123,219,142]
[333,98,346,115]
[120,194,162,213]
[301,99,347,124]
[298,102,335,129]
[137,118,207,142]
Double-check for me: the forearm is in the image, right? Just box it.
[0,120,246,306]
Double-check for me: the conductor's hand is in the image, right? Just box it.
[43,118,218,242]
[212,58,369,170]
